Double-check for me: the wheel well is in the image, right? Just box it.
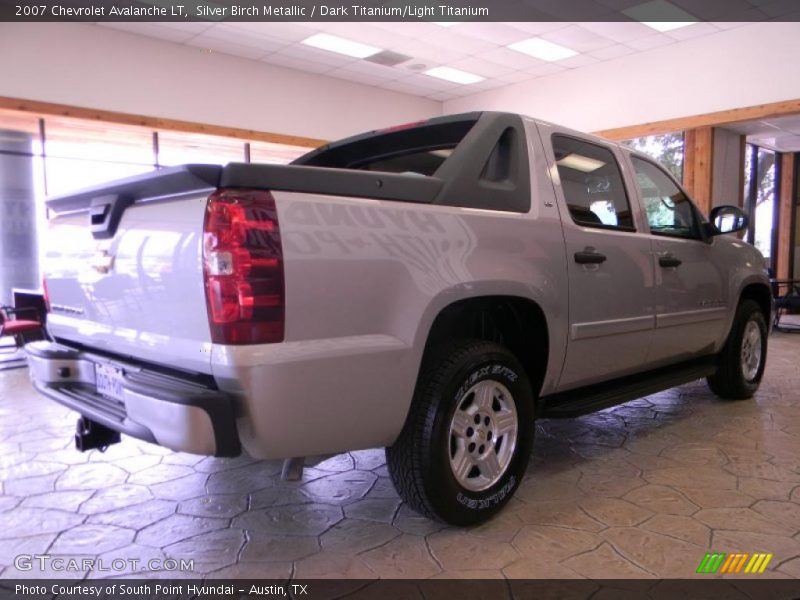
[425,296,549,394]
[740,283,772,322]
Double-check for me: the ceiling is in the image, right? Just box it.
[724,115,800,152]
[96,20,752,102]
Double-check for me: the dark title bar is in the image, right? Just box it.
[1,0,799,22]
[3,579,800,600]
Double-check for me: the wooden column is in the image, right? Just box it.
[683,126,715,215]
[776,153,796,280]
[738,135,747,209]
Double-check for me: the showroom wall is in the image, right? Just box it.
[0,23,440,140]
[445,22,800,133]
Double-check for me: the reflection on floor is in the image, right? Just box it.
[1,332,799,580]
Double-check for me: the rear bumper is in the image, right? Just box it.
[25,340,240,457]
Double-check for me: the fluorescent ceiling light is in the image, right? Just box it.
[301,33,381,58]
[433,22,460,27]
[424,66,484,85]
[642,22,693,32]
[508,38,577,62]
[623,0,697,31]
[557,154,605,173]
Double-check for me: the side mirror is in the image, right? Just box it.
[708,205,748,236]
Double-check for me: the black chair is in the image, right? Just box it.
[770,279,800,332]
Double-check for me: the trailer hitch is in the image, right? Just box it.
[75,417,120,452]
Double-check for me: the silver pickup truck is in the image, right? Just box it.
[27,112,771,525]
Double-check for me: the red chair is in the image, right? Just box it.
[0,305,43,353]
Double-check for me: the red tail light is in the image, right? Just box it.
[203,189,284,345]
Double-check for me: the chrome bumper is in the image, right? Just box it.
[25,340,240,457]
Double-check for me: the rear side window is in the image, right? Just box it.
[553,135,634,231]
[631,156,700,239]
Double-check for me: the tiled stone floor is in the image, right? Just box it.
[1,332,799,580]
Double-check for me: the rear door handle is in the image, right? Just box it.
[574,251,607,264]
[659,256,682,268]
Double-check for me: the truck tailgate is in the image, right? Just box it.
[44,166,219,375]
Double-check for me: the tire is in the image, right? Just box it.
[386,339,535,526]
[707,299,768,400]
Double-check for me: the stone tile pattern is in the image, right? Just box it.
[1,333,800,580]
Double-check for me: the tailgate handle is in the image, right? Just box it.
[90,194,132,240]
[89,204,109,224]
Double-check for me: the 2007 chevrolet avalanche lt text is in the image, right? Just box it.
[27,112,772,524]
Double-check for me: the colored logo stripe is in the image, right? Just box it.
[719,553,736,573]
[698,552,773,574]
[726,553,749,573]
[697,553,726,573]
[745,553,773,574]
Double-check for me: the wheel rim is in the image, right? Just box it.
[448,379,518,492]
[740,319,763,382]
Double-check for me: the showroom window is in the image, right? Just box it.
[622,131,685,182]
[743,143,777,266]
[157,130,247,166]
[553,135,635,230]
[0,110,47,301]
[250,140,310,164]
[43,116,155,196]
[0,107,316,291]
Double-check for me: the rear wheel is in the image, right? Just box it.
[707,300,768,400]
[386,339,535,525]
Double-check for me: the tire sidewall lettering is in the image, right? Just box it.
[441,360,529,514]
[456,475,517,510]
[452,363,519,404]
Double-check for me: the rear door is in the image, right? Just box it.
[626,155,729,363]
[540,127,656,390]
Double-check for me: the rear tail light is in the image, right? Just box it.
[203,189,284,345]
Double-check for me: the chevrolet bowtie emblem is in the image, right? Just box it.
[90,250,115,274]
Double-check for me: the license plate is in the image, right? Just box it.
[95,364,125,402]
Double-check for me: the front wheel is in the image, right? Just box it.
[386,339,535,525]
[707,299,768,400]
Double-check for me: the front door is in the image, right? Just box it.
[543,130,656,391]
[627,155,729,363]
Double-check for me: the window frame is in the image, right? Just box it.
[628,153,707,242]
[551,133,637,233]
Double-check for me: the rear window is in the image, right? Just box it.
[293,116,478,177]
[358,148,452,176]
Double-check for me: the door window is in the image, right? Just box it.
[553,135,634,230]
[631,156,700,239]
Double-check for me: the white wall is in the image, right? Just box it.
[0,23,440,141]
[445,22,800,133]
